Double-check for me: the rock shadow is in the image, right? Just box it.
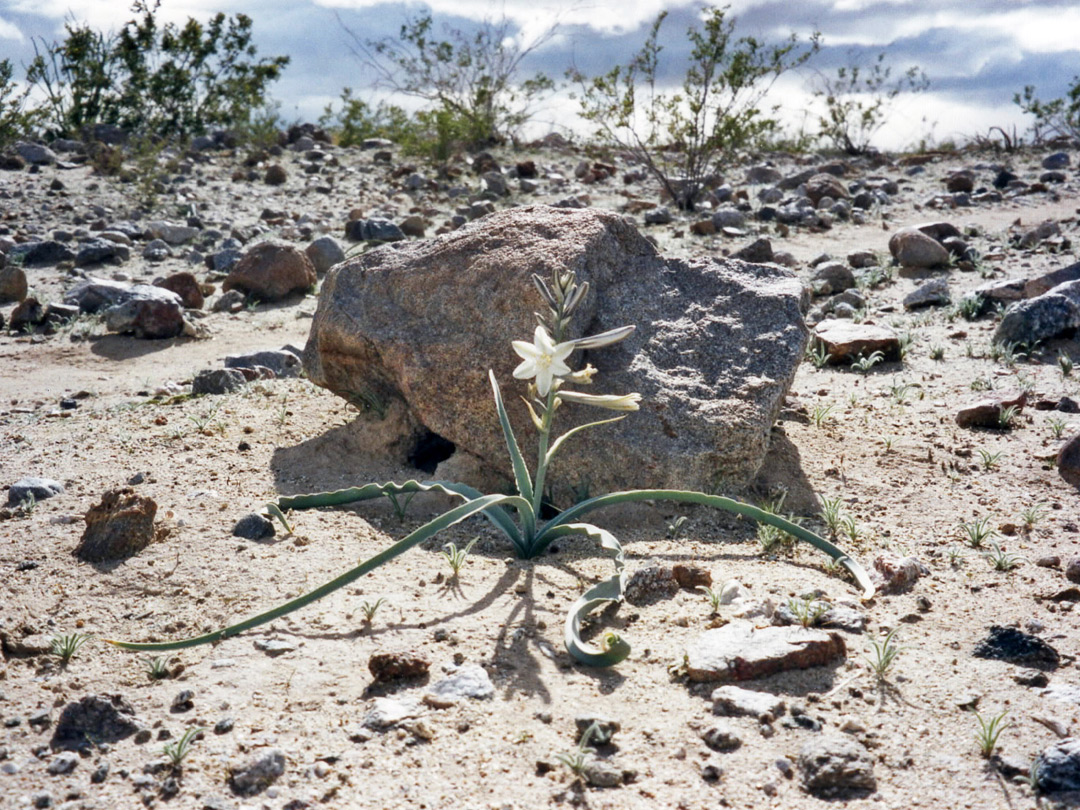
[752,429,820,515]
[89,333,187,360]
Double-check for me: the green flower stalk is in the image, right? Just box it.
[107,268,874,667]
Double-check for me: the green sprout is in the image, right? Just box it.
[666,515,688,540]
[1020,503,1047,531]
[810,403,835,428]
[441,536,479,577]
[163,726,204,769]
[361,598,386,625]
[1047,417,1068,440]
[50,633,90,665]
[104,268,874,669]
[865,627,902,682]
[787,596,827,628]
[998,405,1020,430]
[984,543,1024,572]
[851,350,885,374]
[959,516,996,549]
[146,656,170,680]
[383,489,418,522]
[977,449,1003,470]
[972,709,1009,758]
[806,342,830,369]
[818,495,845,538]
[555,721,599,778]
[929,344,945,361]
[701,586,721,615]
[945,545,966,567]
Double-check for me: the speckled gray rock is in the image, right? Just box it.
[192,368,247,396]
[47,752,79,775]
[145,220,199,246]
[701,721,742,751]
[424,664,494,707]
[305,236,346,275]
[8,240,75,267]
[8,477,64,506]
[811,261,855,296]
[229,749,286,795]
[995,280,1080,346]
[345,218,406,243]
[304,205,808,492]
[1034,738,1080,792]
[798,735,876,797]
[225,349,301,378]
[903,277,951,309]
[103,285,185,339]
[15,141,57,165]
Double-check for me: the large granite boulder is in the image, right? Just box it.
[302,205,809,493]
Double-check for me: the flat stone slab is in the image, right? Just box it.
[686,621,846,682]
[710,685,786,719]
[423,664,494,707]
[813,321,900,364]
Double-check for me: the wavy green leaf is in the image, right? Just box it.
[539,489,876,600]
[105,493,533,652]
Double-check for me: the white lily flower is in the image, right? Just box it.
[512,326,574,396]
[556,390,642,411]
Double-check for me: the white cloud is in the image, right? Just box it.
[0,17,26,41]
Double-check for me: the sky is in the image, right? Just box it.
[2,0,1079,149]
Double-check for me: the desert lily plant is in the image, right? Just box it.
[108,269,874,666]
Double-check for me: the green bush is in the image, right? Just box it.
[27,0,289,141]
[1014,76,1080,144]
[0,58,42,148]
[812,52,929,155]
[569,7,818,210]
[318,88,412,147]
[342,11,554,148]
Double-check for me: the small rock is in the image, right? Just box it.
[51,695,141,749]
[8,477,64,506]
[211,289,246,313]
[672,564,711,590]
[955,390,1026,429]
[154,272,204,309]
[811,261,855,296]
[264,165,287,186]
[889,228,949,268]
[644,207,673,225]
[732,237,773,263]
[229,748,286,795]
[624,564,679,605]
[1066,556,1080,583]
[0,265,28,304]
[718,579,746,605]
[711,685,786,719]
[368,651,430,683]
[1043,152,1071,170]
[701,721,742,752]
[304,236,345,275]
[225,349,301,378]
[1059,435,1080,488]
[583,759,623,788]
[686,621,846,682]
[974,625,1060,669]
[424,664,494,707]
[223,242,316,301]
[363,697,422,728]
[1033,737,1080,792]
[812,321,900,364]
[145,220,200,246]
[74,488,159,562]
[171,690,194,711]
[192,368,248,396]
[47,752,79,775]
[253,639,296,656]
[232,513,275,541]
[903,277,951,309]
[873,554,928,593]
[798,735,876,797]
[1035,555,1062,569]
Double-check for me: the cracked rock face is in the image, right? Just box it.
[685,621,847,682]
[302,205,808,494]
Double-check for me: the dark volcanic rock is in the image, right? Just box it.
[973,625,1059,669]
[74,488,159,562]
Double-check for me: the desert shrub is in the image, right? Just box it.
[812,51,929,155]
[341,11,555,148]
[27,0,289,141]
[319,88,413,147]
[569,7,818,210]
[0,59,43,148]
[1014,76,1080,144]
